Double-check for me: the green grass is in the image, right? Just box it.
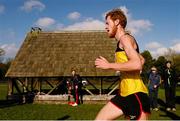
[0,82,180,120]
[0,82,7,100]
[0,104,103,120]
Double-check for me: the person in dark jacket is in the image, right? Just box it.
[148,66,161,111]
[162,61,177,111]
[70,68,83,106]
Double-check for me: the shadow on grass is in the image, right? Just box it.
[159,107,180,120]
[176,96,180,104]
[57,115,70,120]
[0,92,35,108]
[157,98,166,107]
[157,98,180,120]
[0,100,20,108]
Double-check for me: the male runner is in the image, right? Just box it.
[95,8,150,120]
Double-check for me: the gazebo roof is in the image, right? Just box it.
[6,30,117,77]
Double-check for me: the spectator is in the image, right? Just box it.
[148,66,161,111]
[69,68,83,106]
[162,61,177,111]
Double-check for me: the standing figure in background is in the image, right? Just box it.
[162,61,177,111]
[148,66,161,111]
[70,68,82,106]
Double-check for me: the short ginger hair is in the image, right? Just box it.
[105,8,127,29]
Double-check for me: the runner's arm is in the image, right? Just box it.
[95,36,142,71]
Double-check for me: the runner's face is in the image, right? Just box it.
[105,16,117,38]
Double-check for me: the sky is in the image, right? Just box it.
[0,0,180,59]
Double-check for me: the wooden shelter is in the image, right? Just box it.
[6,29,120,103]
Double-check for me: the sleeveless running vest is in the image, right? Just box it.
[115,37,148,97]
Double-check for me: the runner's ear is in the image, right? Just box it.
[114,19,120,26]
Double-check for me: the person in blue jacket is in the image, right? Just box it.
[148,66,161,111]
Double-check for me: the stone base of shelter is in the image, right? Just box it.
[7,93,115,104]
[34,94,114,104]
[7,94,114,104]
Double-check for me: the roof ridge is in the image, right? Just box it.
[41,30,106,33]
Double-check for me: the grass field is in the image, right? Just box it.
[0,82,180,120]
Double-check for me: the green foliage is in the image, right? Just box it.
[0,64,6,81]
[0,48,5,63]
[141,50,154,71]
[141,50,154,83]
[163,48,180,75]
[173,54,180,76]
[154,56,167,75]
[0,58,13,81]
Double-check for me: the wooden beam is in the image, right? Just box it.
[46,80,62,95]
[107,84,118,95]
[83,87,94,95]
[85,78,98,90]
[45,80,54,88]
[8,78,13,95]
[16,79,29,92]
[13,79,22,94]
[107,79,118,90]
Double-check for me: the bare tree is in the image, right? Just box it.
[164,48,180,76]
[0,48,5,56]
[164,48,176,62]
[0,48,5,63]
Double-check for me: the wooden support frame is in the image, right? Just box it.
[7,76,120,101]
[46,80,63,95]
[108,84,118,95]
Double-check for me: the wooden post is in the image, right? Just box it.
[8,78,13,95]
[22,78,26,103]
[24,77,28,92]
[38,79,41,93]
[33,78,38,91]
[31,77,34,91]
[100,77,103,95]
